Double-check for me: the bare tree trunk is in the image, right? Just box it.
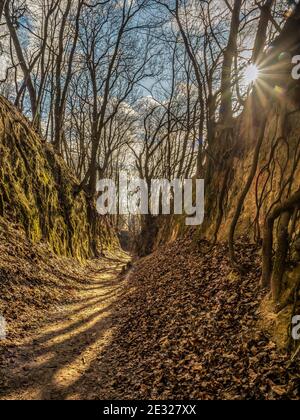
[271,211,291,304]
[220,0,242,123]
[136,215,158,257]
[0,0,7,22]
[53,0,72,152]
[252,0,274,64]
[4,0,38,121]
[87,23,126,197]
[174,0,205,178]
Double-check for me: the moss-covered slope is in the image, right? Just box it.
[0,96,111,260]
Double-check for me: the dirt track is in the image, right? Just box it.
[0,257,128,400]
[1,239,300,400]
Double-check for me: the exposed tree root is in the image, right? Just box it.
[271,211,292,304]
[229,117,267,268]
[261,189,300,296]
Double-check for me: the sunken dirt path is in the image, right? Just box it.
[0,255,130,400]
[1,239,300,400]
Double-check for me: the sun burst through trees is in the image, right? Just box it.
[244,64,260,85]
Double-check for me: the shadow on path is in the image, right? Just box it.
[0,257,129,400]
